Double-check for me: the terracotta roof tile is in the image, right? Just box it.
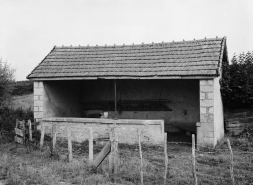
[27,37,227,79]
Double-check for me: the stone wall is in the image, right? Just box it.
[34,82,44,120]
[41,117,164,145]
[197,80,215,146]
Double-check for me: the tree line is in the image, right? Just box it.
[221,51,253,109]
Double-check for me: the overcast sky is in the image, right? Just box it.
[1,0,252,81]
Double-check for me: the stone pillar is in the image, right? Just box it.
[34,81,44,121]
[197,80,215,146]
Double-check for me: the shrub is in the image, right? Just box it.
[221,51,253,109]
[0,59,15,107]
[11,80,33,96]
[0,106,33,133]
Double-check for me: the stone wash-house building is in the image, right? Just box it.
[27,37,228,146]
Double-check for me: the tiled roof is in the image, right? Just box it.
[27,37,227,79]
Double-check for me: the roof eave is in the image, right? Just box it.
[28,75,217,81]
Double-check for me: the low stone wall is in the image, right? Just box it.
[41,117,164,145]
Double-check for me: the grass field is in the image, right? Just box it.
[11,94,33,110]
[0,135,253,185]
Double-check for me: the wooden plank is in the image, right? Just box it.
[15,119,19,128]
[192,134,197,185]
[164,133,168,185]
[109,127,119,177]
[52,124,57,154]
[15,128,24,137]
[227,139,235,185]
[89,127,93,163]
[19,120,25,130]
[109,129,114,175]
[28,120,32,141]
[138,130,144,185]
[14,136,24,144]
[226,123,242,128]
[93,142,111,168]
[114,130,119,174]
[40,122,45,150]
[67,127,73,162]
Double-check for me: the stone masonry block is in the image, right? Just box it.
[200,80,208,85]
[34,87,43,95]
[207,93,213,99]
[34,95,39,101]
[34,82,39,88]
[34,106,39,112]
[205,131,214,138]
[200,114,214,124]
[200,107,207,114]
[200,85,213,92]
[39,95,43,100]
[200,93,206,100]
[200,114,208,123]
[208,114,214,122]
[34,112,43,119]
[202,138,215,146]
[208,107,214,114]
[208,80,213,85]
[200,122,214,131]
[34,100,43,107]
[38,82,43,88]
[39,107,43,111]
[200,99,213,107]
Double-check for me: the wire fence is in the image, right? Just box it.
[115,132,253,185]
[37,124,253,185]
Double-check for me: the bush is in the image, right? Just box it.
[11,80,33,96]
[0,59,15,107]
[0,106,34,133]
[221,51,253,109]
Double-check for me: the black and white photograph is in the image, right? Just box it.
[0,0,252,184]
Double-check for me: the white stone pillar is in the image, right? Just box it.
[34,81,44,121]
[197,80,215,146]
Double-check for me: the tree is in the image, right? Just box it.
[221,51,253,109]
[0,58,15,107]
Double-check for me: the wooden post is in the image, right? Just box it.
[109,128,115,176]
[227,139,235,185]
[109,127,119,180]
[114,129,119,174]
[138,130,144,185]
[192,134,197,185]
[67,127,73,162]
[28,120,32,141]
[114,79,117,119]
[51,124,57,154]
[89,127,93,163]
[40,122,45,150]
[164,133,168,185]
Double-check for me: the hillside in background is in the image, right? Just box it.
[11,80,33,96]
[12,94,33,110]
